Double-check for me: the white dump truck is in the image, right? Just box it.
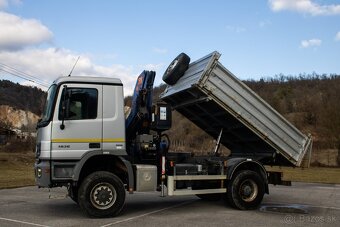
[35,52,312,217]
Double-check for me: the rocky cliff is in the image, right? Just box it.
[0,105,39,130]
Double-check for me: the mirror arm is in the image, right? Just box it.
[60,85,67,130]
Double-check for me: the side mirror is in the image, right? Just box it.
[60,86,71,130]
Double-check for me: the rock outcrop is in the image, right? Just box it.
[0,105,39,130]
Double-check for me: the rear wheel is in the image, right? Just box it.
[78,171,126,217]
[226,170,265,210]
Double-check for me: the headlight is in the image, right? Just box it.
[36,167,42,178]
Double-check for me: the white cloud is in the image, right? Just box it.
[0,48,139,95]
[152,47,168,54]
[300,39,322,48]
[0,11,53,51]
[269,0,340,16]
[0,11,162,96]
[140,63,164,72]
[335,31,340,41]
[20,80,48,91]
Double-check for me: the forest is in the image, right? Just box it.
[0,80,46,116]
[245,74,340,150]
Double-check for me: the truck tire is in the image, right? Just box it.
[78,171,125,217]
[226,170,265,210]
[67,185,78,204]
[162,53,190,85]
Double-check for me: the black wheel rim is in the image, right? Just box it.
[167,59,178,73]
[90,182,117,210]
[239,179,258,202]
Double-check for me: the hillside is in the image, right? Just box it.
[1,75,339,166]
[0,80,46,116]
[149,74,340,166]
[245,74,340,148]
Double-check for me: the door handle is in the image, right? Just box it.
[89,143,100,149]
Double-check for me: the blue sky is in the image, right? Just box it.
[0,0,340,95]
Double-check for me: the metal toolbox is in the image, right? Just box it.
[133,164,157,192]
[174,163,199,175]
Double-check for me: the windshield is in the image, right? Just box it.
[41,84,57,123]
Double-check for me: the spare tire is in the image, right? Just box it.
[162,53,190,85]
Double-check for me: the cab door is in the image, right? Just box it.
[51,84,103,160]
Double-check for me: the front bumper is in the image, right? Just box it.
[34,161,51,187]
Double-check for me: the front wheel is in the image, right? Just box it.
[78,171,126,217]
[226,170,265,210]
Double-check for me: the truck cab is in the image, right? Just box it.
[35,72,173,217]
[35,77,126,188]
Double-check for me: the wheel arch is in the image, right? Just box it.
[73,151,134,192]
[227,158,269,194]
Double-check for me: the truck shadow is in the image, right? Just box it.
[39,193,238,219]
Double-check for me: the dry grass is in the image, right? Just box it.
[0,152,35,189]
[265,166,340,184]
[0,151,339,189]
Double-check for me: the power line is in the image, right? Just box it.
[0,62,49,88]
[0,67,49,87]
[0,62,49,86]
[0,62,45,83]
[0,68,49,88]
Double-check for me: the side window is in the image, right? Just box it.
[59,88,98,120]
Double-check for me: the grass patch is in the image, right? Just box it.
[0,151,339,189]
[265,166,340,184]
[0,152,35,189]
